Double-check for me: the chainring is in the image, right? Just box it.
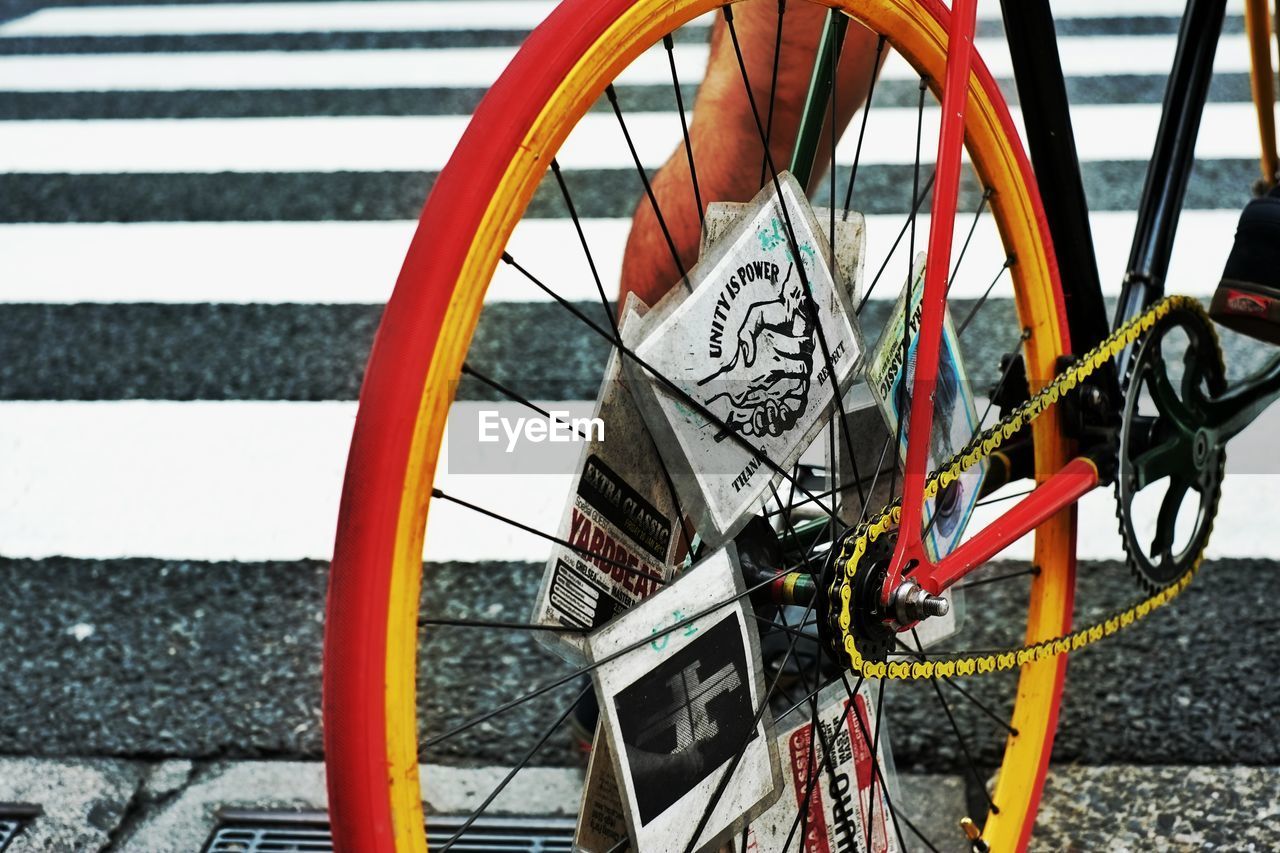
[1116,301,1226,590]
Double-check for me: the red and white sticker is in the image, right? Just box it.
[1223,288,1272,315]
[740,682,899,853]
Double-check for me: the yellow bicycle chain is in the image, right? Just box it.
[829,294,1213,679]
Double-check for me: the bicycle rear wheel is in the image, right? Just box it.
[323,1,1077,850]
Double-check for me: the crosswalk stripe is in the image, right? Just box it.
[0,35,1258,93]
[0,399,1271,563]
[0,2,569,37]
[0,159,1258,223]
[0,103,1263,174]
[0,18,1252,55]
[0,0,1245,38]
[0,210,1244,304]
[0,73,1256,122]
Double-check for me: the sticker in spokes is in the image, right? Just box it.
[737,680,901,853]
[531,296,684,662]
[630,173,864,545]
[866,254,987,646]
[703,199,889,527]
[700,201,867,308]
[586,545,779,853]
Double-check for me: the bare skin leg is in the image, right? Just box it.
[619,2,883,312]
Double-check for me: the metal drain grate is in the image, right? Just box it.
[203,810,576,852]
[0,804,42,852]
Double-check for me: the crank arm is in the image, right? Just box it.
[1202,350,1280,444]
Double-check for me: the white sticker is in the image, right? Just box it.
[630,173,863,545]
[587,546,780,853]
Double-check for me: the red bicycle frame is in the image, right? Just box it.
[881,0,1100,607]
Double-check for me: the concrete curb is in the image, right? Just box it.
[0,759,1274,851]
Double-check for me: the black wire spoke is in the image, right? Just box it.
[906,76,927,275]
[838,672,918,853]
[945,677,1018,738]
[920,489,944,541]
[550,158,619,339]
[500,251,843,522]
[885,646,1017,657]
[770,477,835,576]
[911,629,998,815]
[439,686,590,851]
[781,695,856,852]
[893,638,1018,737]
[682,592,821,853]
[774,675,833,724]
[828,7,841,259]
[824,13,858,529]
[851,433,895,532]
[887,77,928,507]
[857,168,936,313]
[826,396,841,562]
[431,488,667,589]
[945,187,993,297]
[973,488,1035,509]
[897,812,940,853]
[421,570,782,751]
[664,33,705,229]
[799,498,839,568]
[975,327,1032,430]
[418,616,582,632]
[786,604,825,853]
[842,35,887,217]
[605,83,692,293]
[953,565,1039,591]
[760,0,786,187]
[753,611,822,642]
[722,4,869,511]
[460,363,593,441]
[863,678,887,851]
[764,468,881,518]
[548,158,697,557]
[762,602,843,853]
[958,255,1014,336]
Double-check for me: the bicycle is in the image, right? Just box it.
[321,0,1280,850]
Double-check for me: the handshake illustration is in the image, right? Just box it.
[699,263,817,438]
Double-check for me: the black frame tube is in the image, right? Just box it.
[999,0,1111,368]
[1114,0,1228,332]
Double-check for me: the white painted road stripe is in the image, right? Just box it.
[0,35,1257,93]
[0,103,1262,174]
[0,44,711,92]
[0,2,565,37]
[0,400,1276,562]
[0,210,1241,304]
[0,0,1245,38]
